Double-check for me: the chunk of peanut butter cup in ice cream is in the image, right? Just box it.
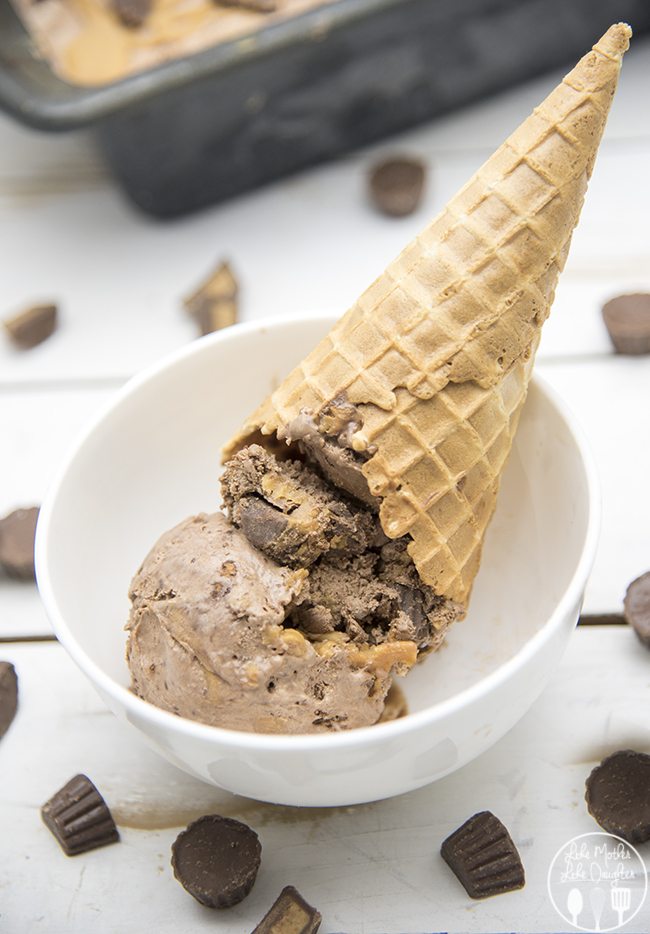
[127,25,631,733]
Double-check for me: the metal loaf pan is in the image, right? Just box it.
[0,0,647,217]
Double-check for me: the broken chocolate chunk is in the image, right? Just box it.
[221,444,380,568]
[41,774,120,856]
[623,570,650,648]
[252,885,321,933]
[441,811,525,899]
[192,297,238,336]
[234,496,291,554]
[0,662,19,741]
[281,407,375,508]
[111,0,151,28]
[369,157,426,217]
[585,750,650,844]
[602,293,650,355]
[184,259,239,336]
[216,0,277,12]
[171,814,261,908]
[3,304,57,349]
[297,435,376,508]
[0,506,39,580]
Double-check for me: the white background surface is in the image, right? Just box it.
[1,28,649,934]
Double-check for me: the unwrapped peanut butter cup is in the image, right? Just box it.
[585,750,650,844]
[0,506,39,580]
[252,885,322,933]
[0,662,18,741]
[624,571,650,648]
[184,259,239,336]
[368,157,426,217]
[3,304,57,349]
[441,810,525,899]
[171,814,261,908]
[602,293,650,355]
[41,774,120,856]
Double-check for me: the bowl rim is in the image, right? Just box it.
[35,314,601,752]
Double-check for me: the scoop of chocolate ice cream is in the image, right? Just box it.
[127,442,462,734]
[126,512,416,733]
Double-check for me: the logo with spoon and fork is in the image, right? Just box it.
[547,832,647,931]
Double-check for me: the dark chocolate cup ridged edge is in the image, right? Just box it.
[0,661,19,740]
[623,571,650,648]
[171,814,262,909]
[441,811,525,899]
[585,750,650,844]
[41,774,120,856]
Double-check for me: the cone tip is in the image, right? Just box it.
[595,23,632,60]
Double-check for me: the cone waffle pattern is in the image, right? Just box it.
[225,25,630,606]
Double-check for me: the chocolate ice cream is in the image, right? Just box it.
[126,444,460,733]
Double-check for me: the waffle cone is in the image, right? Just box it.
[224,24,630,607]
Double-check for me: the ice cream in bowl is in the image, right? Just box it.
[36,25,630,806]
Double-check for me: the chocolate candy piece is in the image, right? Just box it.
[3,304,57,349]
[252,885,322,933]
[585,750,650,844]
[171,814,261,908]
[193,296,238,336]
[0,507,39,580]
[602,293,650,355]
[441,811,525,899]
[235,496,291,554]
[41,774,120,856]
[111,0,151,27]
[624,571,650,648]
[222,444,379,569]
[184,259,239,336]
[0,662,19,741]
[369,157,426,217]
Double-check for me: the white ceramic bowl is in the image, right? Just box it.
[36,316,599,807]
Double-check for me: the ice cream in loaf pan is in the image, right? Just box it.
[126,25,631,733]
[11,0,336,87]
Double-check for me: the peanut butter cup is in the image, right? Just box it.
[171,814,261,908]
[41,774,120,856]
[441,811,525,899]
[585,750,650,844]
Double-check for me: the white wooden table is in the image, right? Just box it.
[1,35,649,934]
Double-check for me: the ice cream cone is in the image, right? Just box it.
[224,24,631,608]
